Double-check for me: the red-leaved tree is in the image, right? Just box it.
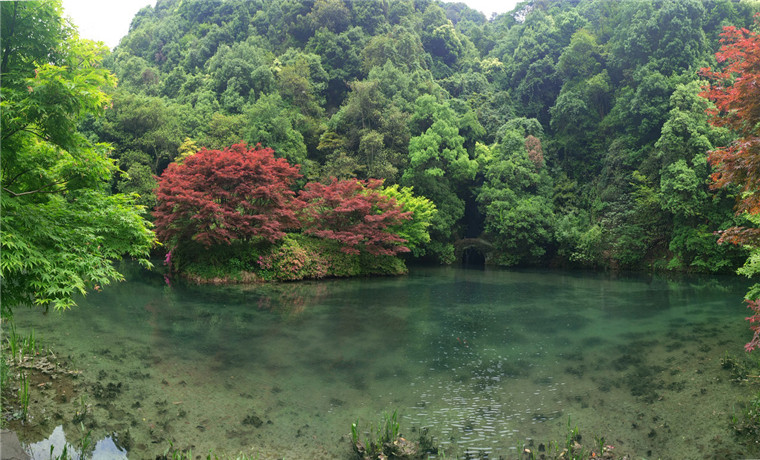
[154,143,302,248]
[701,18,760,351]
[700,20,760,240]
[299,178,413,256]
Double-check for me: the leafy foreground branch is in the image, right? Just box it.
[0,1,155,316]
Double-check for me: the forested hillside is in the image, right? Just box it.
[91,0,760,271]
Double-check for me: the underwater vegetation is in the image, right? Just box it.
[351,410,439,460]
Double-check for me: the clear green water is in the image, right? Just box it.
[10,263,755,459]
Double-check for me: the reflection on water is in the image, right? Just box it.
[25,425,126,460]
[11,263,754,459]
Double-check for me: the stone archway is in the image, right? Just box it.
[453,238,495,267]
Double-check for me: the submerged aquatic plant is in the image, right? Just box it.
[4,325,41,364]
[73,394,89,424]
[47,424,94,460]
[0,356,9,397]
[161,441,193,460]
[18,372,29,420]
[732,391,760,442]
[1,324,52,423]
[720,351,760,382]
[381,410,400,444]
[6,322,20,363]
[50,444,69,460]
[352,410,400,458]
[520,419,618,460]
[351,420,360,446]
[22,328,37,357]
[566,417,581,447]
[79,423,93,456]
[351,410,437,460]
[158,440,260,460]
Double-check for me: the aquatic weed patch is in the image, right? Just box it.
[350,410,439,460]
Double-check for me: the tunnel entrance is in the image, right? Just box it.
[462,247,486,267]
[454,238,494,268]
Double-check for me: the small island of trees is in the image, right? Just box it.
[153,142,436,281]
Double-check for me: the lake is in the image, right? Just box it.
[9,263,755,459]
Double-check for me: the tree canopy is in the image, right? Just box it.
[94,0,759,271]
[1,0,155,314]
[6,0,759,281]
[154,143,303,248]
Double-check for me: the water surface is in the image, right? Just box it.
[11,263,754,459]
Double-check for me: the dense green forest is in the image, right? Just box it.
[89,0,759,273]
[5,0,760,300]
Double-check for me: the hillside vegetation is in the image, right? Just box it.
[91,0,760,272]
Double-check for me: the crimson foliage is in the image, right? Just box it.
[299,178,412,256]
[701,19,760,230]
[154,143,302,247]
[745,299,760,352]
[701,19,760,352]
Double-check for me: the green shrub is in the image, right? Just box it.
[257,234,407,281]
[257,234,331,281]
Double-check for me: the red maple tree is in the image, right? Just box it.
[701,18,760,351]
[700,18,760,236]
[154,143,302,247]
[299,178,413,256]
